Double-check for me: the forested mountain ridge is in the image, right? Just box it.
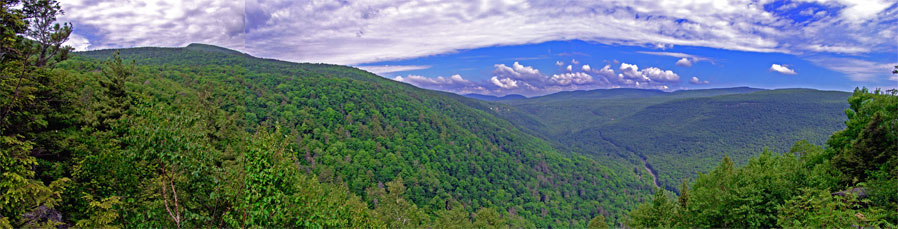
[3,33,652,227]
[477,86,850,190]
[463,93,527,101]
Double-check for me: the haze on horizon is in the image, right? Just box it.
[59,0,898,96]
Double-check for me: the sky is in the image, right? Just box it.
[58,0,898,96]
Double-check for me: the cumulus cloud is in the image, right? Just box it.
[356,65,431,75]
[571,59,580,65]
[618,63,680,83]
[494,62,543,81]
[689,76,710,84]
[550,72,593,85]
[463,61,682,96]
[556,61,564,66]
[490,76,520,89]
[566,65,573,72]
[675,58,692,67]
[770,64,797,75]
[642,67,680,82]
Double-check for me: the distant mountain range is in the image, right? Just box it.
[463,93,527,101]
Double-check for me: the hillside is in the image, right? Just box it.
[629,88,898,227]
[12,44,653,227]
[483,87,849,190]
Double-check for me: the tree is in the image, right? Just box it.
[830,88,898,184]
[93,51,133,131]
[587,214,608,229]
[434,200,473,229]
[23,0,71,68]
[629,188,677,227]
[473,207,507,228]
[0,0,71,226]
[367,176,428,227]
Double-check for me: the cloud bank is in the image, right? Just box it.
[57,0,897,83]
[61,1,896,63]
[395,60,687,96]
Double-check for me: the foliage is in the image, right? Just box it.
[67,44,646,227]
[495,87,848,191]
[587,214,608,229]
[629,88,898,227]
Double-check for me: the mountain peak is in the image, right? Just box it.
[185,43,246,56]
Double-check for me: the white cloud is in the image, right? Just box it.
[550,72,593,85]
[490,76,519,89]
[828,0,894,23]
[638,51,711,66]
[393,74,470,87]
[808,57,897,81]
[59,0,897,67]
[556,60,564,66]
[566,65,573,72]
[356,65,431,75]
[449,61,683,96]
[63,33,91,51]
[571,59,580,65]
[770,64,797,75]
[393,74,488,94]
[618,63,680,82]
[620,63,644,81]
[689,76,710,84]
[804,44,869,54]
[675,58,692,67]
[494,61,543,81]
[642,67,680,82]
[59,0,245,51]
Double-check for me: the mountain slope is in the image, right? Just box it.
[70,44,650,227]
[491,87,849,191]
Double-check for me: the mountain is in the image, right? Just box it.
[55,44,654,227]
[489,87,849,191]
[629,88,898,227]
[185,43,250,56]
[669,86,766,98]
[463,93,526,101]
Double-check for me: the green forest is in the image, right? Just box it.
[2,0,896,228]
[629,88,898,227]
[492,87,850,191]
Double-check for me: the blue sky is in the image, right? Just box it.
[58,0,898,96]
[359,40,887,96]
